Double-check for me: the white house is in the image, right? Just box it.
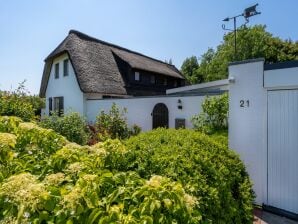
[40,30,224,130]
[40,30,298,219]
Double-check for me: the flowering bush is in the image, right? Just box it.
[0,116,253,223]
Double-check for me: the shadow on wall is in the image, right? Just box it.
[253,208,298,224]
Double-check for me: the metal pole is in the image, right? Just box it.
[234,17,237,61]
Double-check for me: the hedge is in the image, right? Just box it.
[122,129,254,223]
[0,116,254,223]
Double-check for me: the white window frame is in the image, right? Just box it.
[134,72,140,81]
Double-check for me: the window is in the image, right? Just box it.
[53,97,64,116]
[156,77,164,85]
[49,97,52,115]
[134,72,140,81]
[174,80,178,87]
[163,78,167,86]
[55,63,59,79]
[150,75,155,84]
[63,59,69,76]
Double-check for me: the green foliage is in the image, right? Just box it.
[0,116,201,223]
[0,81,45,121]
[180,56,201,84]
[40,112,90,145]
[181,25,298,83]
[192,93,229,134]
[95,103,141,141]
[123,129,254,223]
[0,116,253,223]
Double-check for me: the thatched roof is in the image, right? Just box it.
[39,30,184,97]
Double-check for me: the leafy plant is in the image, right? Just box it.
[0,81,45,121]
[123,128,254,223]
[95,103,141,141]
[0,116,253,223]
[40,112,90,145]
[191,93,228,134]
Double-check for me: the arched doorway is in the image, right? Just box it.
[152,103,169,129]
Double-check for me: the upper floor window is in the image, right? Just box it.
[174,80,178,87]
[150,75,155,84]
[163,78,167,86]
[55,63,59,79]
[63,59,69,76]
[134,72,140,81]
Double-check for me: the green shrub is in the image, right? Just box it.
[95,103,141,141]
[0,81,44,121]
[0,116,253,223]
[208,130,228,147]
[0,116,22,133]
[191,93,228,134]
[40,112,90,145]
[0,117,200,223]
[123,128,254,223]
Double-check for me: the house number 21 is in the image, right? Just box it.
[240,100,250,108]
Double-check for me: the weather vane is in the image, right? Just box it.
[222,4,261,60]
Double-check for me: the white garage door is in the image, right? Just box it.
[268,90,298,214]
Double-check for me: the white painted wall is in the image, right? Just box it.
[86,95,206,131]
[166,79,229,94]
[228,60,267,205]
[45,54,85,116]
[264,67,298,89]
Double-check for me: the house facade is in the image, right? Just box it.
[40,30,185,116]
[40,33,298,218]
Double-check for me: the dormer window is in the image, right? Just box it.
[55,63,59,79]
[63,59,69,76]
[134,72,140,81]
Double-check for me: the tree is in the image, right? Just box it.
[181,25,298,83]
[180,56,202,84]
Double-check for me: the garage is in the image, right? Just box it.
[228,59,298,219]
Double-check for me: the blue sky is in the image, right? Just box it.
[0,0,297,94]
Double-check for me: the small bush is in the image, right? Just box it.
[191,93,228,134]
[0,81,45,121]
[40,112,90,145]
[95,103,141,141]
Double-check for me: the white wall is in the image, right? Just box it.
[45,54,85,116]
[86,95,206,131]
[228,60,267,205]
[264,67,298,89]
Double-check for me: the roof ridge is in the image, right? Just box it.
[68,29,175,67]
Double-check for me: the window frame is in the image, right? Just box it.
[150,75,156,84]
[63,59,69,77]
[54,63,59,79]
[163,78,168,86]
[134,71,140,82]
[53,96,64,116]
[49,97,52,115]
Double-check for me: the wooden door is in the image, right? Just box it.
[152,103,169,129]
